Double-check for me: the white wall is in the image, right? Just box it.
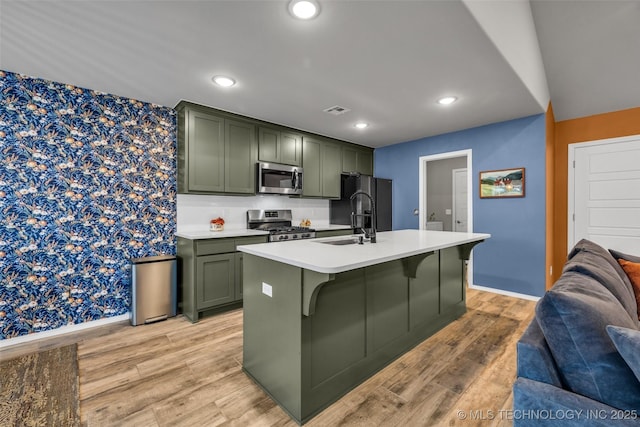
[177,194,330,231]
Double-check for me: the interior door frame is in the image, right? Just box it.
[567,134,640,251]
[452,167,468,232]
[419,149,474,282]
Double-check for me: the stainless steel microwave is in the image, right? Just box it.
[257,162,303,195]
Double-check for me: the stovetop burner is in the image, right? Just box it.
[247,209,317,242]
[268,226,316,235]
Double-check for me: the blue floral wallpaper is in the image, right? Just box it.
[0,70,176,340]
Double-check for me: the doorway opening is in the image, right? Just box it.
[419,149,474,281]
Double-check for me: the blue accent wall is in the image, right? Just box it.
[375,114,546,297]
[0,70,176,339]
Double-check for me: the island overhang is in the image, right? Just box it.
[237,229,491,274]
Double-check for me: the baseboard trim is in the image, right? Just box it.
[469,284,541,302]
[0,314,130,349]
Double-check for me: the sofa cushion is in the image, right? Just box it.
[516,319,563,387]
[513,378,640,427]
[569,239,634,292]
[607,325,640,384]
[563,249,639,322]
[536,271,640,410]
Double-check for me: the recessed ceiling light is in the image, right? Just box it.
[437,96,458,105]
[354,122,369,129]
[212,75,236,87]
[289,0,320,20]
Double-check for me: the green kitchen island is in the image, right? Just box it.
[237,229,489,424]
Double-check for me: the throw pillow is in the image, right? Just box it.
[607,325,640,384]
[618,259,640,319]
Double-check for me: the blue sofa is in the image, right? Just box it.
[514,239,640,426]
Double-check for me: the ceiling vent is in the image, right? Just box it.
[323,105,351,115]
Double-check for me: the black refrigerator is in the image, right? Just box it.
[330,174,392,232]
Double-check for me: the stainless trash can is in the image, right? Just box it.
[130,255,177,326]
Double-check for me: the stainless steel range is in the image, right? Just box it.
[247,209,316,242]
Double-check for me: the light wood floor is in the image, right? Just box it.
[3,288,536,426]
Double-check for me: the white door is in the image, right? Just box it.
[570,136,640,254]
[452,168,468,232]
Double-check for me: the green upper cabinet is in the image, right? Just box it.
[184,109,225,193]
[178,100,371,197]
[258,127,279,163]
[357,150,373,175]
[225,119,257,193]
[322,141,341,199]
[302,136,340,198]
[302,137,322,197]
[281,131,302,166]
[177,102,256,194]
[342,145,374,176]
[258,127,302,166]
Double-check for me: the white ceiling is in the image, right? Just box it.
[1,0,638,148]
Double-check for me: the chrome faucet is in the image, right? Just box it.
[350,190,376,243]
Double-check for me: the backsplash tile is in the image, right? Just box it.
[0,70,176,340]
[177,194,330,231]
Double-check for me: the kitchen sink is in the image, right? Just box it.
[316,238,360,246]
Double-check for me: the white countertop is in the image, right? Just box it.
[175,229,269,239]
[176,224,352,240]
[237,229,491,274]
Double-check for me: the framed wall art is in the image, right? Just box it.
[479,167,525,198]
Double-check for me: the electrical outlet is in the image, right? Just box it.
[445,209,452,215]
[262,282,273,297]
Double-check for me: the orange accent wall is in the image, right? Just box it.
[552,107,640,283]
[545,103,555,289]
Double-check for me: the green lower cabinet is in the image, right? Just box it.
[196,254,235,309]
[409,253,440,328]
[366,261,409,352]
[235,252,244,300]
[307,270,366,388]
[178,235,267,322]
[242,248,466,424]
[440,246,464,312]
